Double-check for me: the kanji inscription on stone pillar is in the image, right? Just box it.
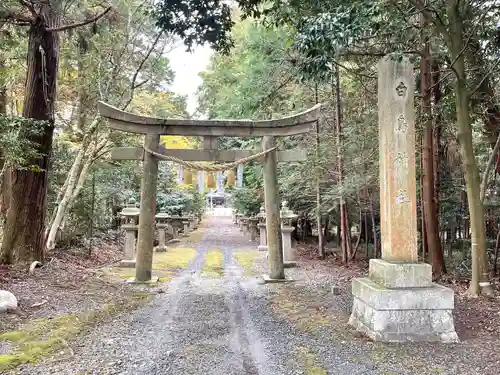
[378,56,417,261]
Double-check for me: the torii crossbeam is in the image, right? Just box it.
[98,100,321,283]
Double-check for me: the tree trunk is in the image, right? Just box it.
[448,2,492,295]
[0,55,8,223]
[420,134,428,262]
[315,84,325,259]
[420,40,446,279]
[432,59,442,220]
[323,216,330,242]
[351,203,363,260]
[494,228,500,277]
[0,55,10,263]
[1,6,61,264]
[334,64,352,263]
[368,190,378,258]
[46,147,86,249]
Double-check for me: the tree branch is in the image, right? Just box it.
[18,0,38,19]
[468,57,500,99]
[481,130,500,203]
[47,6,112,32]
[121,31,165,110]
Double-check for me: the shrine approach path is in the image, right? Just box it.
[16,209,470,375]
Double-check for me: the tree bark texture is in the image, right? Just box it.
[420,42,446,279]
[448,1,491,295]
[333,65,352,263]
[1,5,60,264]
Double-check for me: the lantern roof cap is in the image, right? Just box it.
[120,198,140,216]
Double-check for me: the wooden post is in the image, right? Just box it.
[135,134,160,282]
[262,136,285,279]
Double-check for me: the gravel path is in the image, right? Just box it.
[12,210,500,375]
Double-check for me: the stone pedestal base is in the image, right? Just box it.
[261,274,294,284]
[155,246,167,253]
[126,276,159,285]
[119,259,136,268]
[349,260,458,343]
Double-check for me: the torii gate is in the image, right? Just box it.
[98,101,321,283]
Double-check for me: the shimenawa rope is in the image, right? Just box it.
[143,146,278,172]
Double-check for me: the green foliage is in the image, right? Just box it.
[157,187,204,216]
[0,115,46,169]
[231,187,262,215]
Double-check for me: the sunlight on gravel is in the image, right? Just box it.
[233,250,263,275]
[102,247,197,282]
[201,249,224,276]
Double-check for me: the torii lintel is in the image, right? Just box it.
[98,101,322,137]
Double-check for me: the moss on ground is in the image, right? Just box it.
[153,247,196,271]
[271,287,344,335]
[0,292,151,372]
[201,249,224,276]
[103,247,196,282]
[233,251,262,275]
[295,346,328,375]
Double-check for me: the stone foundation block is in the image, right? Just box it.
[349,277,458,343]
[119,259,136,268]
[257,245,268,252]
[369,259,432,288]
[261,274,294,284]
[126,276,159,285]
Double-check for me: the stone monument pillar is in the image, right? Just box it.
[348,56,458,342]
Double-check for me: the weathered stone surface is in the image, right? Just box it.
[122,224,137,260]
[126,276,159,285]
[368,259,432,288]
[0,290,17,313]
[261,274,294,284]
[349,288,458,343]
[349,56,457,343]
[378,56,418,262]
[119,259,136,268]
[281,226,295,264]
[263,136,285,280]
[257,223,268,251]
[351,277,454,310]
[156,223,168,252]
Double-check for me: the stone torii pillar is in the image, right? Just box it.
[98,101,321,284]
[262,135,285,281]
[348,56,458,342]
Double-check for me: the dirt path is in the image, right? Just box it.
[12,212,500,375]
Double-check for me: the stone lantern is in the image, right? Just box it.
[280,201,298,267]
[155,207,170,253]
[256,205,267,252]
[248,215,259,242]
[119,198,140,267]
[168,214,183,241]
[181,211,191,237]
